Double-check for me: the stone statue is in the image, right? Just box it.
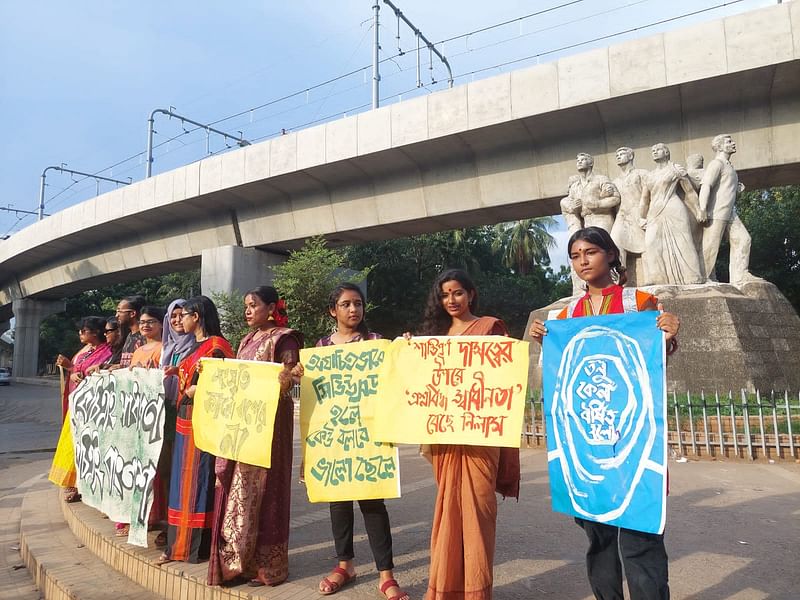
[561,154,620,294]
[639,143,704,285]
[560,174,582,235]
[610,147,647,282]
[686,153,704,192]
[697,134,760,286]
[570,153,620,232]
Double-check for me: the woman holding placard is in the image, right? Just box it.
[415,269,520,600]
[528,226,678,600]
[207,286,302,587]
[157,296,234,566]
[292,282,408,600]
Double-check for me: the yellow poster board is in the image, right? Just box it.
[299,340,400,503]
[193,357,282,468]
[374,336,529,447]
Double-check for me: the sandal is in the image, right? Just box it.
[379,578,409,600]
[115,525,130,537]
[319,566,356,595]
[154,552,173,566]
[154,531,167,547]
[63,488,81,503]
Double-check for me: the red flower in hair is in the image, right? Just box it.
[273,298,289,327]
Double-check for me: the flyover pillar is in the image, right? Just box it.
[12,298,65,377]
[200,246,287,297]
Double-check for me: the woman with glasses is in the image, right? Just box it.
[104,316,129,367]
[53,317,113,502]
[115,306,168,539]
[130,306,166,368]
[208,286,301,588]
[157,296,234,566]
[291,283,408,600]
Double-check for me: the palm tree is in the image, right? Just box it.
[491,217,557,275]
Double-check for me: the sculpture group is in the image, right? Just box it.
[561,135,760,292]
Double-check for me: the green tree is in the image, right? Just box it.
[210,291,249,350]
[272,236,371,346]
[719,185,800,311]
[491,217,556,275]
[38,269,201,370]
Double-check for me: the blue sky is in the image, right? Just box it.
[0,0,773,265]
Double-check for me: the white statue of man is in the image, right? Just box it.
[698,135,760,285]
[571,153,620,232]
[561,155,620,294]
[610,147,647,278]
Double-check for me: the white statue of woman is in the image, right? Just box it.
[639,143,704,285]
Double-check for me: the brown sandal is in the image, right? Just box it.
[114,524,130,537]
[154,552,173,566]
[154,531,167,547]
[379,578,409,600]
[319,566,356,595]
[63,488,81,503]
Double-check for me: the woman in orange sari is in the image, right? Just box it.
[417,269,520,600]
[157,296,234,565]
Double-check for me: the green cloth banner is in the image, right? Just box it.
[70,368,165,547]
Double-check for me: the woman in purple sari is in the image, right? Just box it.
[208,286,302,587]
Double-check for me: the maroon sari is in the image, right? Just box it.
[207,327,303,586]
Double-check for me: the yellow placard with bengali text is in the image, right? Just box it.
[299,340,400,503]
[194,357,282,468]
[374,336,529,447]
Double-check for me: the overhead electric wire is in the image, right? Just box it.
[4,0,754,237]
[447,0,747,82]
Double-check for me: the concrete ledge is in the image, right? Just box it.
[60,491,321,599]
[18,483,160,600]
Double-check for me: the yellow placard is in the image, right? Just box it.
[193,357,282,468]
[374,336,529,447]
[299,340,400,503]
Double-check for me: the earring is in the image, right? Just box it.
[611,267,620,284]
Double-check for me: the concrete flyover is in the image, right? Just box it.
[1,2,799,375]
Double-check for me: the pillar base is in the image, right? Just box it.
[12,298,65,377]
[200,246,286,297]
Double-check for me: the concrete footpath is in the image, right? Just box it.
[2,382,799,599]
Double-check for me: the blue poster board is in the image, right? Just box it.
[542,311,667,534]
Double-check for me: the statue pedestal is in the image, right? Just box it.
[525,281,800,393]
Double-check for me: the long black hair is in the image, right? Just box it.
[78,316,107,344]
[567,226,627,285]
[328,282,370,338]
[182,295,223,338]
[420,269,478,336]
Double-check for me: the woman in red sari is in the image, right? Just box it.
[416,269,520,600]
[156,296,234,565]
[529,226,679,600]
[54,317,113,502]
[208,286,301,587]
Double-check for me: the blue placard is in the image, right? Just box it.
[542,311,667,534]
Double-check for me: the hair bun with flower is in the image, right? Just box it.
[271,298,289,327]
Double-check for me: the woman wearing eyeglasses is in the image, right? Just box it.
[52,317,113,503]
[114,306,168,540]
[207,286,302,588]
[157,296,234,566]
[290,283,408,600]
[130,306,166,368]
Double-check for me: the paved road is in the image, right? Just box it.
[1,383,799,599]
